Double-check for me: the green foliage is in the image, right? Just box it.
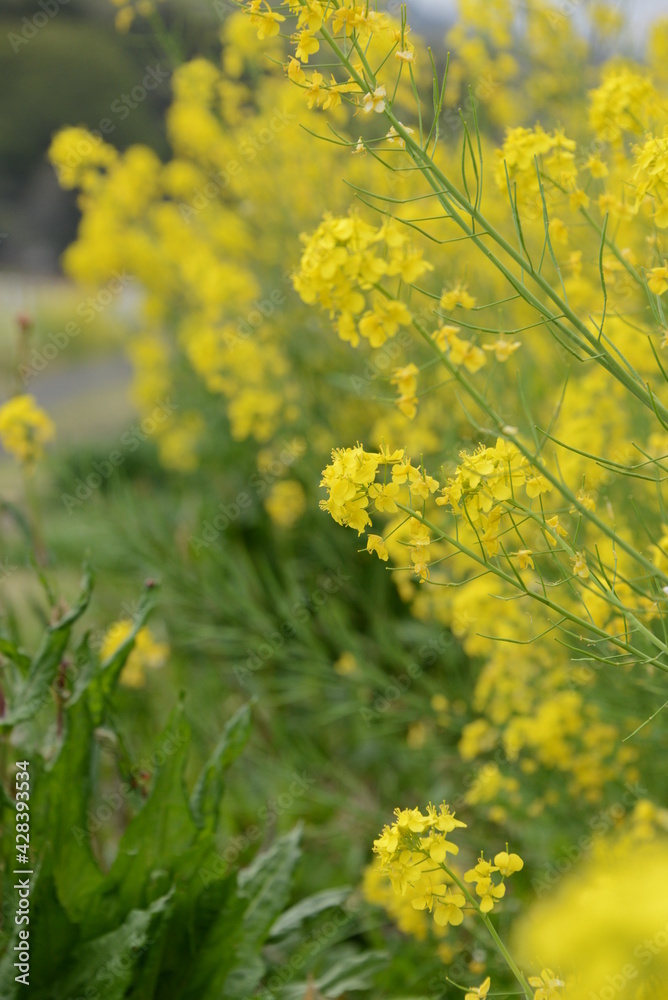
[0,569,365,1000]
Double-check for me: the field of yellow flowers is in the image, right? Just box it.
[1,0,668,996]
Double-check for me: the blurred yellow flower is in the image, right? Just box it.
[0,395,55,465]
[264,479,306,527]
[100,620,168,688]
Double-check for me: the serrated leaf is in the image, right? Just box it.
[220,826,303,1000]
[190,702,252,831]
[166,875,246,1000]
[0,566,92,728]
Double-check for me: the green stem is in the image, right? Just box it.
[442,863,533,998]
[394,502,668,672]
[318,20,668,426]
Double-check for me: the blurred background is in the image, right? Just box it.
[0,0,653,277]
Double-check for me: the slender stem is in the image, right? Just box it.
[395,502,668,672]
[442,862,533,998]
[407,311,668,589]
[318,20,668,426]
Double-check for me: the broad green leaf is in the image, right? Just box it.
[165,875,247,1000]
[269,887,352,938]
[237,824,302,944]
[190,701,252,831]
[315,950,389,995]
[87,705,195,934]
[53,892,173,1000]
[220,826,303,1000]
[51,698,105,922]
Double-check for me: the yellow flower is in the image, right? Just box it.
[465,976,491,1000]
[494,850,524,876]
[294,29,319,61]
[362,86,387,113]
[483,338,522,362]
[264,480,306,528]
[648,265,668,295]
[367,534,389,561]
[525,474,552,498]
[585,155,608,178]
[0,395,55,464]
[571,551,589,579]
[515,549,534,571]
[527,969,565,999]
[100,621,168,688]
[433,888,466,926]
[440,284,476,310]
[545,514,567,546]
[334,651,358,675]
[115,6,135,32]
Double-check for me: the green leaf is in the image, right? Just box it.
[269,887,352,938]
[237,825,302,943]
[166,874,247,1000]
[51,698,105,922]
[190,702,252,831]
[0,637,30,673]
[87,704,195,934]
[53,892,173,1000]
[315,950,389,995]
[220,826,303,999]
[0,566,92,728]
[88,582,159,721]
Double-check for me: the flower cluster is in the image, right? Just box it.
[589,65,660,140]
[632,127,668,228]
[319,444,437,538]
[436,439,551,555]
[494,125,579,209]
[464,850,523,912]
[293,212,430,348]
[0,395,55,465]
[372,803,523,930]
